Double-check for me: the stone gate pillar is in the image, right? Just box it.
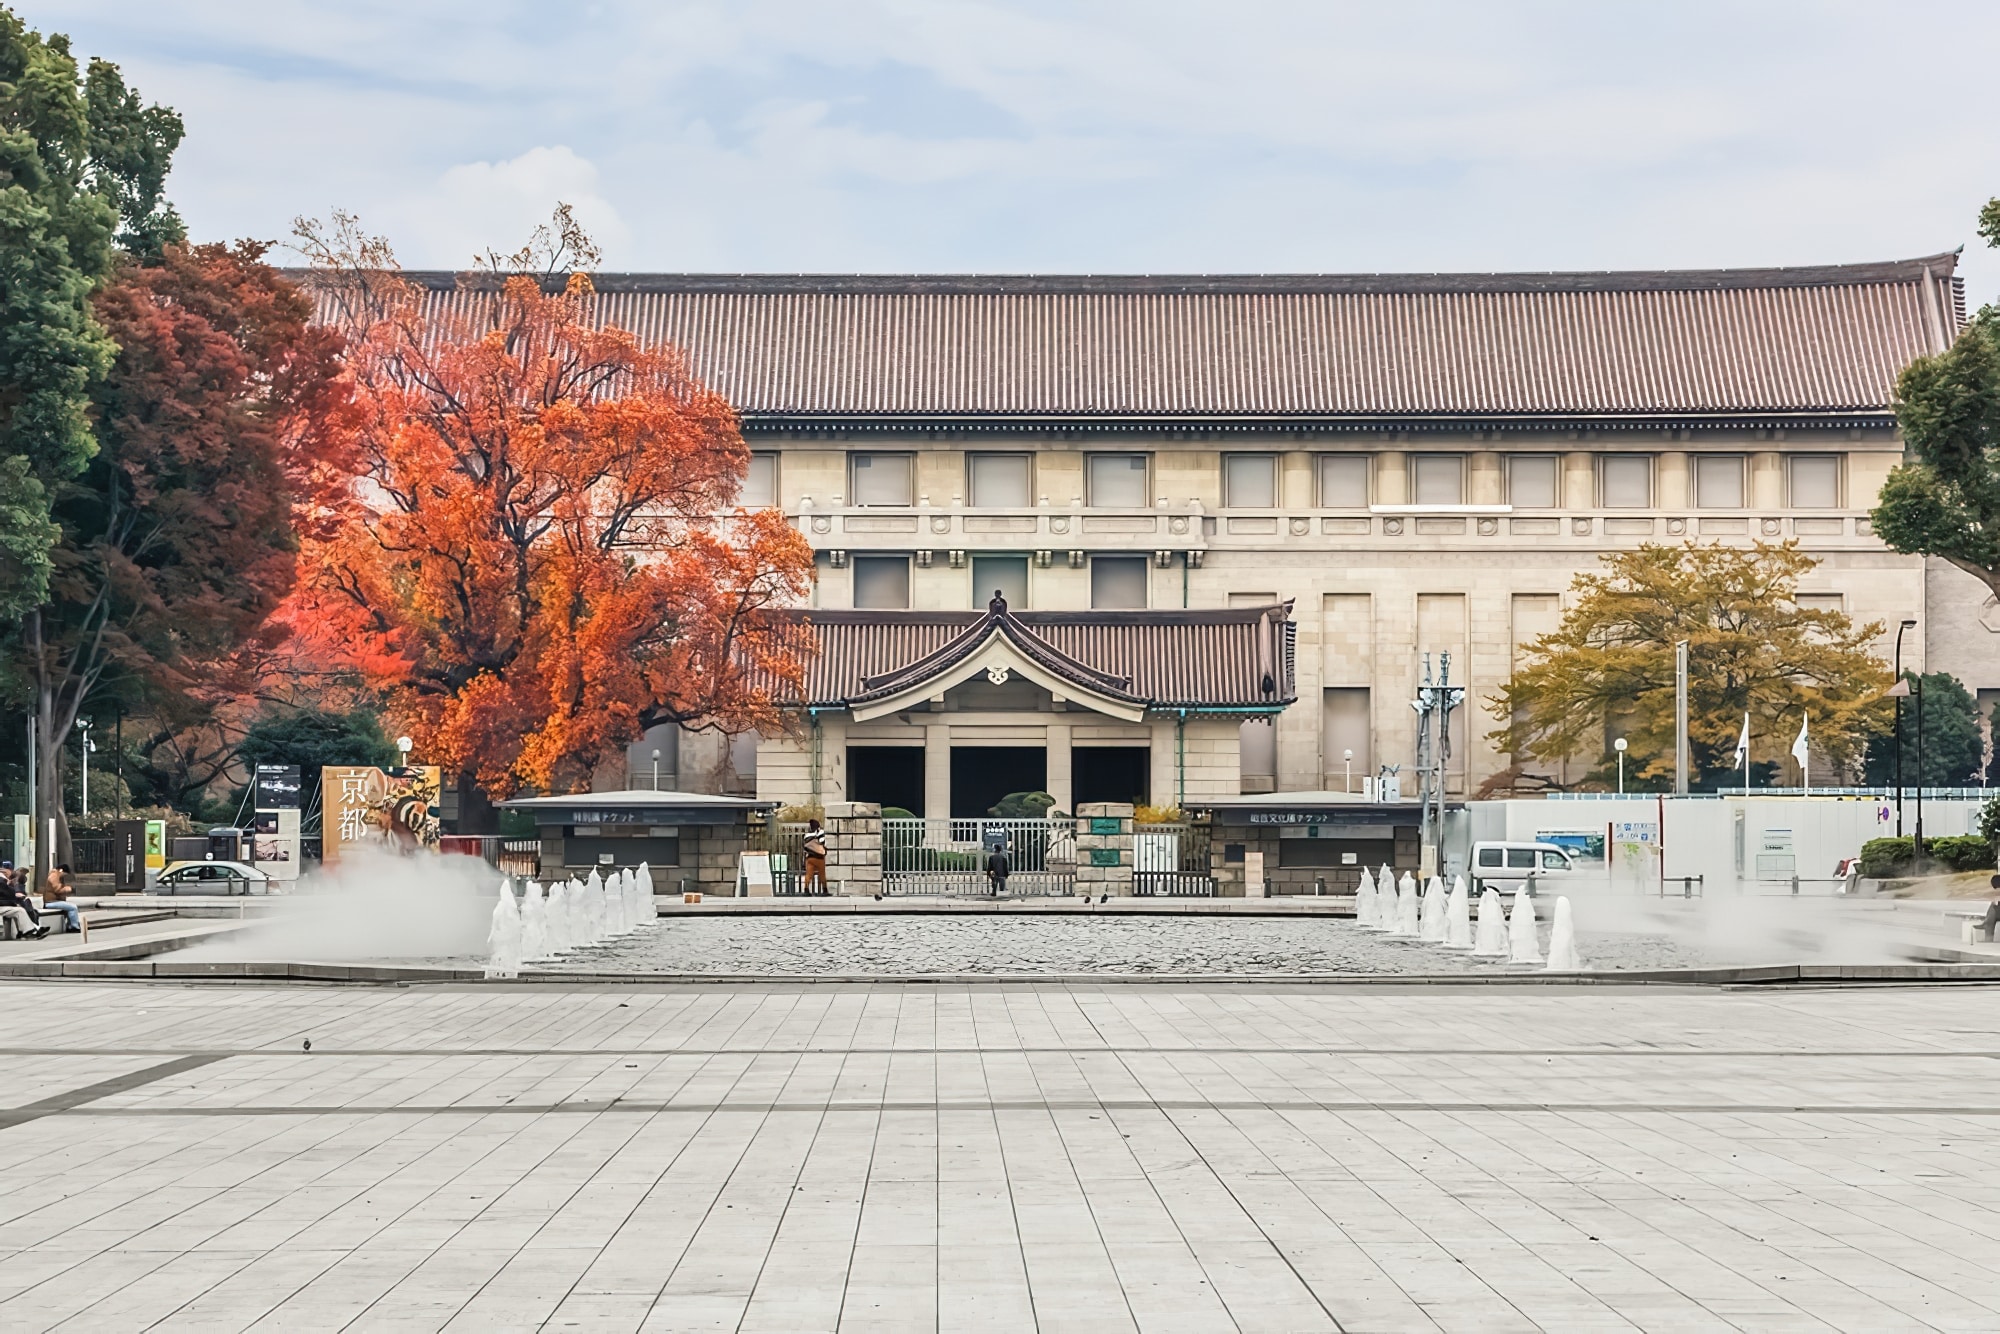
[1076,802,1135,897]
[823,802,883,897]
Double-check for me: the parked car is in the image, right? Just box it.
[154,860,275,895]
[1470,841,1576,893]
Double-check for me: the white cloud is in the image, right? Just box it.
[395,146,632,268]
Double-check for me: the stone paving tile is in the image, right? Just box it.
[5,980,2000,1330]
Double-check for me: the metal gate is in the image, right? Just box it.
[746,815,819,895]
[883,818,1077,896]
[1133,821,1215,896]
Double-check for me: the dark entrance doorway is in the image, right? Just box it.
[1074,746,1150,807]
[848,746,925,815]
[950,747,1046,818]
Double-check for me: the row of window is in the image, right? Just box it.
[744,451,1848,510]
[851,554,1151,610]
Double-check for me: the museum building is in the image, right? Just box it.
[397,253,1973,811]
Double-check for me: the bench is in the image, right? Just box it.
[0,902,83,940]
[1945,908,1995,944]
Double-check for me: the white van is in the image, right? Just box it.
[1470,841,1576,892]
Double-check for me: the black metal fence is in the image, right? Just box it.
[1133,821,1215,896]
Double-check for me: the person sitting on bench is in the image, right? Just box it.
[0,865,49,939]
[1980,875,2000,940]
[41,864,81,933]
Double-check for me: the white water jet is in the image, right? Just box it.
[1545,896,1583,972]
[1444,876,1473,949]
[568,877,591,947]
[519,880,549,960]
[584,870,607,944]
[634,861,656,923]
[485,878,522,979]
[1508,891,1542,964]
[606,870,629,935]
[1354,868,1377,929]
[1472,888,1508,958]
[1395,872,1420,936]
[1419,876,1446,943]
[543,880,571,953]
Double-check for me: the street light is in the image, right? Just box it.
[651,747,662,791]
[1893,619,1917,836]
[1614,737,1627,795]
[396,735,413,768]
[78,718,94,821]
[1342,748,1353,794]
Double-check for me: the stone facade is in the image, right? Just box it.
[821,802,883,897]
[1074,802,1135,896]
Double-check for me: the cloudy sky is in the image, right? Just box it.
[39,0,2000,299]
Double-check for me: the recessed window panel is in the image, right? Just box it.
[971,555,1029,609]
[852,556,911,608]
[1224,454,1277,508]
[1087,454,1149,507]
[741,452,778,508]
[1090,556,1148,609]
[968,453,1031,507]
[1508,456,1558,508]
[1694,455,1744,508]
[1412,454,1465,506]
[1317,455,1370,507]
[850,453,913,507]
[1790,455,1840,508]
[1601,455,1653,508]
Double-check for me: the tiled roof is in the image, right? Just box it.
[384,254,1963,426]
[777,604,1296,711]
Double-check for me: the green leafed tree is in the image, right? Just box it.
[236,708,399,824]
[1489,542,1892,791]
[0,9,183,619]
[1861,671,1983,788]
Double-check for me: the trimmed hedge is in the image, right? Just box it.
[1859,834,1996,878]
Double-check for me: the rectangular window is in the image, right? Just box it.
[852,555,911,609]
[1317,454,1370,507]
[741,452,778,508]
[1790,455,1841,508]
[1322,687,1370,790]
[1224,454,1277,508]
[967,453,1032,508]
[1090,556,1148,609]
[1087,454,1150,507]
[1694,455,1744,509]
[850,453,913,507]
[1508,456,1558,508]
[1601,455,1653,508]
[971,555,1029,610]
[1411,454,1465,505]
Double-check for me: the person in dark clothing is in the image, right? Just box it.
[986,849,1010,897]
[0,865,49,939]
[1980,875,2000,940]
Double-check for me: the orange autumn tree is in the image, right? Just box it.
[289,209,814,821]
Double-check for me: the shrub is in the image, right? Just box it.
[1927,835,1996,872]
[1860,837,1914,878]
[988,790,1056,818]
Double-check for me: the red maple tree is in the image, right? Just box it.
[287,211,814,816]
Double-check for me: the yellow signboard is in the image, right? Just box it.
[321,766,442,862]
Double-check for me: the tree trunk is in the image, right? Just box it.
[454,769,499,834]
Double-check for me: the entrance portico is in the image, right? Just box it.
[756,597,1296,814]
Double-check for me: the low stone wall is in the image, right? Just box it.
[823,802,883,897]
[1076,803,1136,896]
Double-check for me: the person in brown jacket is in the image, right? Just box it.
[41,864,81,933]
[801,820,828,896]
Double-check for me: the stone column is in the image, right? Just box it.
[1375,452,1407,505]
[1075,802,1136,897]
[1467,452,1504,505]
[924,724,950,819]
[1562,452,1596,509]
[1657,451,1690,509]
[1281,450,1314,508]
[822,801,882,897]
[1046,722,1073,814]
[1751,452,1784,509]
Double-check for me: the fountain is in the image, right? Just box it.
[519,880,549,960]
[1472,888,1507,958]
[608,870,630,934]
[1443,876,1472,949]
[567,876,590,947]
[1395,872,1420,936]
[583,870,606,944]
[545,880,571,953]
[1545,897,1583,971]
[484,878,522,978]
[634,861,655,922]
[1508,891,1542,964]
[1419,876,1446,943]
[1354,868,1377,929]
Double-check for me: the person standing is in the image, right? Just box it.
[986,846,1011,897]
[801,819,828,896]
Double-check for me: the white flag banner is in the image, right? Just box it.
[1790,715,1810,767]
[1733,712,1751,766]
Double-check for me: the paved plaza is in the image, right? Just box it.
[3,980,2000,1331]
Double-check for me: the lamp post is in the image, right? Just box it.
[1893,619,1916,836]
[1343,749,1353,794]
[1614,737,1627,795]
[396,735,413,769]
[652,748,662,791]
[78,718,93,821]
